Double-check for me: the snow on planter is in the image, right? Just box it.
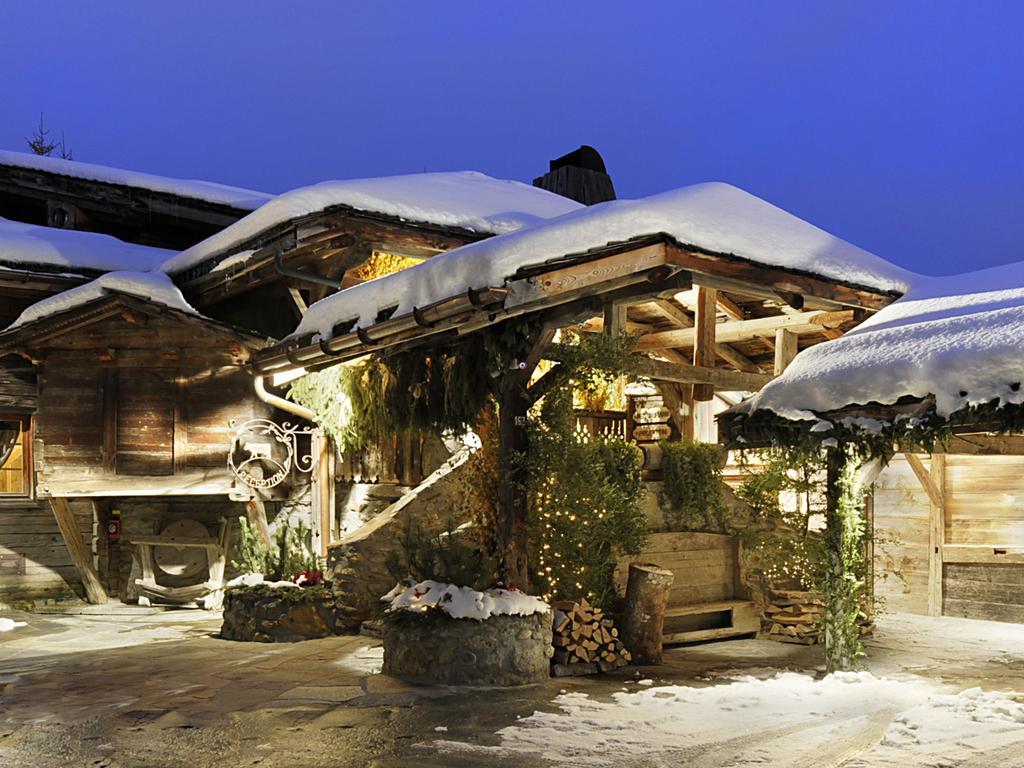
[0,150,272,211]
[739,259,1024,422]
[291,181,915,341]
[383,579,549,621]
[159,171,583,275]
[382,581,552,685]
[0,216,173,274]
[7,271,200,330]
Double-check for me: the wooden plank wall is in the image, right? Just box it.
[873,455,931,614]
[615,531,739,608]
[0,501,92,602]
[874,454,1024,622]
[36,351,267,496]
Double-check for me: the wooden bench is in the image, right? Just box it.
[663,599,759,645]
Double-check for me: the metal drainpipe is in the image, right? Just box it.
[253,374,315,422]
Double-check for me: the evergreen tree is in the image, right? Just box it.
[26,114,72,159]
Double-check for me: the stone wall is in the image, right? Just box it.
[383,611,552,686]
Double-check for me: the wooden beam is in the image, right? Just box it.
[603,301,627,336]
[716,295,746,321]
[928,454,946,617]
[49,497,107,605]
[287,287,308,317]
[636,310,854,350]
[692,287,717,401]
[903,452,944,509]
[543,345,772,391]
[714,343,762,374]
[664,242,895,311]
[648,299,760,373]
[773,328,799,376]
[648,299,693,327]
[936,433,1024,455]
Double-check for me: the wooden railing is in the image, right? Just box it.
[574,409,628,441]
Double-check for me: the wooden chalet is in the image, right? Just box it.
[720,260,1024,625]
[0,152,585,605]
[254,181,910,642]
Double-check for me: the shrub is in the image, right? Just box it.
[659,441,727,531]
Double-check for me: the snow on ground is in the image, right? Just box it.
[432,671,1024,767]
[7,271,198,330]
[0,618,26,632]
[0,149,272,210]
[739,259,1024,422]
[292,181,915,340]
[384,580,549,621]
[0,216,173,274]
[159,171,583,275]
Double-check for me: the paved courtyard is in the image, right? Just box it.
[2,607,1024,767]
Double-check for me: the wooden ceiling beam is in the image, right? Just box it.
[636,309,854,350]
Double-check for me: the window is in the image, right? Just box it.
[0,416,32,496]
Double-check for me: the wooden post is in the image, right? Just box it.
[603,301,627,337]
[902,452,946,615]
[621,562,674,664]
[928,454,946,616]
[692,287,717,401]
[49,497,107,605]
[245,496,273,548]
[773,328,798,376]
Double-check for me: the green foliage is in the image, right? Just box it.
[289,316,551,451]
[233,517,276,576]
[527,382,647,611]
[224,583,333,603]
[736,447,828,590]
[659,440,727,532]
[385,514,498,591]
[232,518,319,582]
[822,452,868,672]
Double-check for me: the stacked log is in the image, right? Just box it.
[551,598,632,676]
[764,589,876,645]
[764,590,823,645]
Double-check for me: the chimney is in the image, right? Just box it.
[532,145,616,206]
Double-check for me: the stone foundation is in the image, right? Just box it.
[382,611,552,686]
[221,587,337,642]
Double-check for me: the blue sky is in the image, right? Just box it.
[2,1,1022,275]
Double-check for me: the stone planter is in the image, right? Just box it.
[382,611,552,686]
[221,586,336,642]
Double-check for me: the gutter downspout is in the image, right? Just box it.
[254,374,315,421]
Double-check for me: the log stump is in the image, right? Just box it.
[621,562,674,664]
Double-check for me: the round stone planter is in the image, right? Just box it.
[221,586,337,642]
[382,611,552,686]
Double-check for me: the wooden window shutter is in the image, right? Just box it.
[115,369,175,475]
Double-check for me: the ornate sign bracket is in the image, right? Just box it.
[228,418,321,490]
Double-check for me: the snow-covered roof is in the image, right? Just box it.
[7,271,198,330]
[159,171,584,275]
[291,181,914,340]
[0,217,174,274]
[737,260,1024,422]
[0,149,272,211]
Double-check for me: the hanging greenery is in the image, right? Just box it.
[822,449,869,672]
[659,441,728,532]
[289,316,548,451]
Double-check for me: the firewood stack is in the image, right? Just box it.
[550,598,632,675]
[764,589,875,645]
